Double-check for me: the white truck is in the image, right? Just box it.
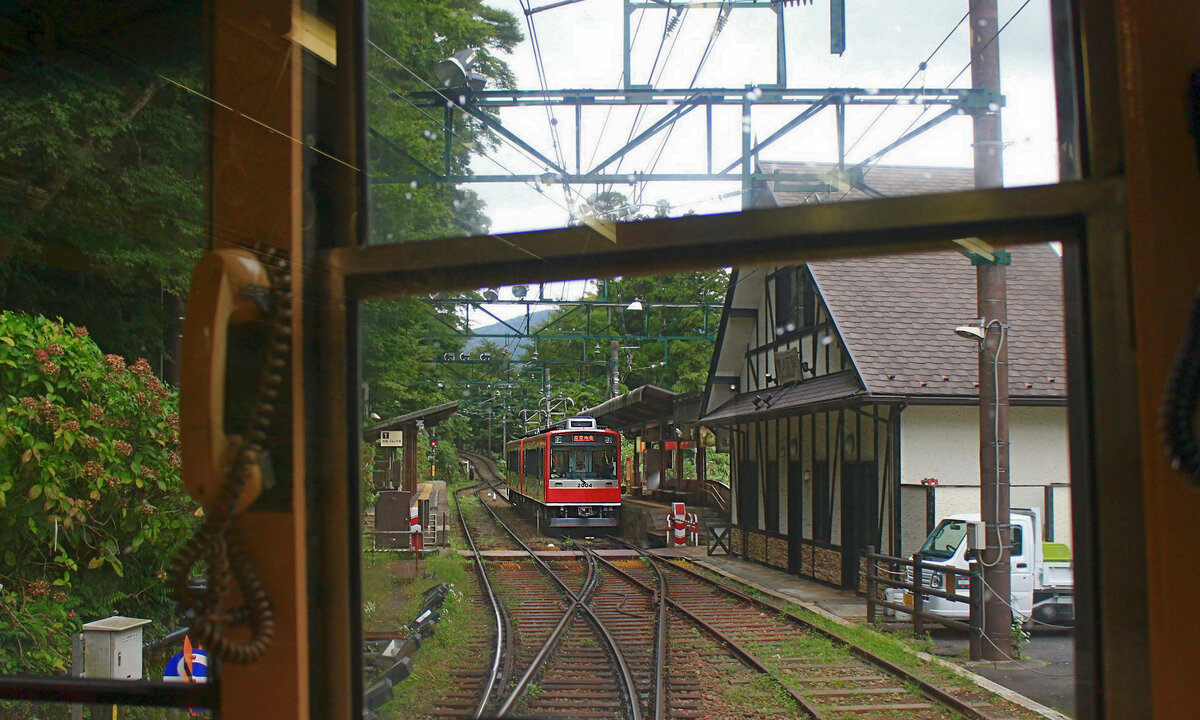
[887,508,1074,625]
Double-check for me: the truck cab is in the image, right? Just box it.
[896,508,1074,625]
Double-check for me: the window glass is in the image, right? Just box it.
[367,0,1069,245]
[922,520,969,559]
[0,0,210,695]
[551,447,619,478]
[360,243,1079,715]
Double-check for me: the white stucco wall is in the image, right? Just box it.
[898,404,1073,554]
[900,405,1070,487]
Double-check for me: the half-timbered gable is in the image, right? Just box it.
[701,166,1068,590]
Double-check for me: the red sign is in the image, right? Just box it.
[573,434,595,442]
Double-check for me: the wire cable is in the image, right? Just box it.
[834,0,1030,204]
[520,1,576,211]
[841,10,969,160]
[635,3,728,207]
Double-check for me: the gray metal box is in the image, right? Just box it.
[81,616,151,680]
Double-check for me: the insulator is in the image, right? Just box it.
[665,12,681,35]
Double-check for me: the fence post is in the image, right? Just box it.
[912,553,925,637]
[969,558,983,661]
[866,545,877,625]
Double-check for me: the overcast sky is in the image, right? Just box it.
[458,0,1057,232]
[430,0,1059,323]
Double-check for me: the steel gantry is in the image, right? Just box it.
[378,86,995,194]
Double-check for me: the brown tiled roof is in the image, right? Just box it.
[703,372,864,424]
[808,244,1067,400]
[757,161,976,205]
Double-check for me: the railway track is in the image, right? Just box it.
[456,451,1020,720]
[453,465,645,719]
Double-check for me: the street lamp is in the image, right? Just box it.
[432,49,487,92]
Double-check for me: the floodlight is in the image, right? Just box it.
[433,49,487,92]
[955,325,986,341]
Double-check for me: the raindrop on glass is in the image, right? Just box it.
[626,174,637,184]
[423,129,437,140]
[405,192,412,200]
[744,87,763,102]
[742,118,752,132]
[785,322,796,333]
[988,102,1000,112]
[410,181,419,189]
[821,334,834,346]
[866,88,880,95]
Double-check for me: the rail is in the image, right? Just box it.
[704,479,730,513]
[452,483,513,718]
[472,488,642,720]
[609,539,1004,720]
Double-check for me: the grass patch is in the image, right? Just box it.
[372,551,493,719]
[723,672,802,719]
[362,549,469,633]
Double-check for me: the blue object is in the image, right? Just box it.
[163,648,208,683]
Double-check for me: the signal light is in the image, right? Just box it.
[429,437,438,449]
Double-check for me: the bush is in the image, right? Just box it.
[0,311,196,674]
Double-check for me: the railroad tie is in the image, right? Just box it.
[829,702,934,713]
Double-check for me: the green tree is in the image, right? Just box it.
[0,3,206,364]
[0,312,195,674]
[367,0,522,242]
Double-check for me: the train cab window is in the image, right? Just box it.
[3,0,1179,718]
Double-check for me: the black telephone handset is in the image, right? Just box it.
[1160,68,1200,484]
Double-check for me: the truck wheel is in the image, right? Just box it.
[1033,604,1058,624]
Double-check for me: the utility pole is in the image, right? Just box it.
[970,0,1011,661]
[609,339,620,398]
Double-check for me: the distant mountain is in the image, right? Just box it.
[464,308,556,353]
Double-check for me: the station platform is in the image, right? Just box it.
[650,545,1073,720]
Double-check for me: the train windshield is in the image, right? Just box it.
[551,447,618,480]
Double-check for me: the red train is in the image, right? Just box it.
[504,417,622,528]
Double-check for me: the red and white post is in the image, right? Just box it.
[671,502,687,546]
[410,505,423,551]
[687,512,699,546]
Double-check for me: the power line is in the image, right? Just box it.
[842,10,969,160]
[836,0,1031,203]
[635,2,730,207]
[520,1,577,211]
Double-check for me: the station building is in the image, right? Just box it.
[700,164,1069,590]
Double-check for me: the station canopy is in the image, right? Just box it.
[362,401,459,441]
[582,385,702,435]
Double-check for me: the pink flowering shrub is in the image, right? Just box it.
[0,311,195,674]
